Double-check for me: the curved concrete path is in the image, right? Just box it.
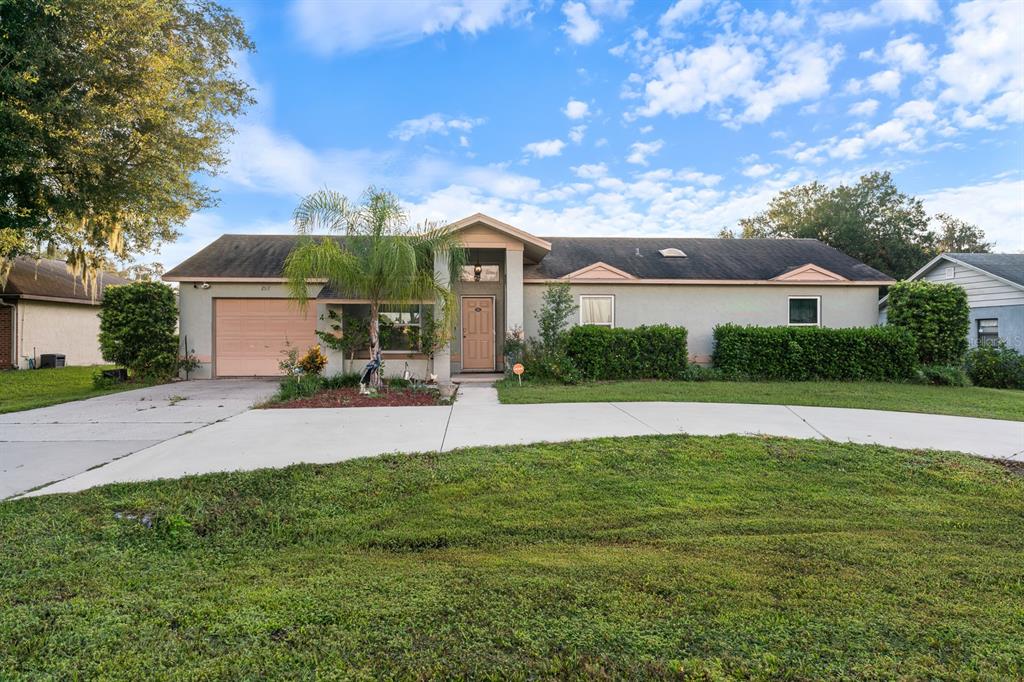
[20,384,1024,498]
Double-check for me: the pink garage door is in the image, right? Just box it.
[214,299,317,376]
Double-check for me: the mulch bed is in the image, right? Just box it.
[266,387,445,409]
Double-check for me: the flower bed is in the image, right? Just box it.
[264,386,445,408]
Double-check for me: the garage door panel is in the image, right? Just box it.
[215,299,317,376]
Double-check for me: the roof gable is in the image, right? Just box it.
[562,262,638,280]
[447,213,551,262]
[772,263,849,282]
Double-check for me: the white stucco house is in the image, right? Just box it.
[163,214,894,380]
[879,253,1024,353]
[1,257,128,369]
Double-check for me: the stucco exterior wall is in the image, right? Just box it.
[523,283,882,362]
[15,300,105,367]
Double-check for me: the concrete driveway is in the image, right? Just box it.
[1,379,275,498]
[19,384,1024,498]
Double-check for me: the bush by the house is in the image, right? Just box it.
[914,364,971,387]
[964,342,1024,390]
[712,324,918,381]
[887,280,970,365]
[298,345,328,375]
[563,324,689,381]
[98,282,179,380]
[519,283,579,382]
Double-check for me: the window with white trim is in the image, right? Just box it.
[580,295,614,327]
[788,296,820,326]
[977,318,999,346]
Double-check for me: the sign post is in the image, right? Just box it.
[512,363,525,385]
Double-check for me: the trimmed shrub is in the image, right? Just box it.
[914,364,971,387]
[563,324,689,381]
[712,324,918,381]
[887,281,969,365]
[98,282,179,380]
[964,342,1024,390]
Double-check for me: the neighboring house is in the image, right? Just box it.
[1,257,128,369]
[879,253,1024,353]
[163,213,893,380]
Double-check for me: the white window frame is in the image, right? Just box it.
[788,296,821,327]
[977,318,999,346]
[579,295,615,328]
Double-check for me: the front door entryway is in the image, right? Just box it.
[461,296,495,371]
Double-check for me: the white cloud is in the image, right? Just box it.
[866,69,902,96]
[635,38,840,125]
[659,0,704,32]
[561,1,601,45]
[522,139,566,158]
[588,0,633,19]
[290,0,529,54]
[572,162,608,179]
[626,139,664,165]
[819,0,940,32]
[568,125,587,144]
[881,35,931,73]
[921,177,1024,251]
[893,99,936,122]
[564,99,590,119]
[390,113,485,141]
[742,163,776,178]
[938,0,1023,123]
[849,98,880,116]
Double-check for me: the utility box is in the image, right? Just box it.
[39,353,66,369]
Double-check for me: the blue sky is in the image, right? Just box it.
[159,0,1024,268]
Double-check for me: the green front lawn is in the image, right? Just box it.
[0,366,141,413]
[2,435,1022,679]
[497,379,1024,421]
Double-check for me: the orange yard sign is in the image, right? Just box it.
[512,363,524,385]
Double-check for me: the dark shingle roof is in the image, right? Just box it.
[948,253,1024,287]
[165,234,893,282]
[524,237,893,281]
[1,257,127,303]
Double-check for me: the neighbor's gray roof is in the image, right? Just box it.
[524,237,893,281]
[164,234,894,282]
[1,257,127,304]
[947,253,1024,287]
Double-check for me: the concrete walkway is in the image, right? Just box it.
[22,384,1024,498]
[1,379,276,498]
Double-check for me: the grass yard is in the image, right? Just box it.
[2,435,1022,679]
[0,366,145,414]
[497,379,1024,421]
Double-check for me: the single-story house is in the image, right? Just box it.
[879,252,1024,353]
[163,213,894,380]
[1,257,128,369]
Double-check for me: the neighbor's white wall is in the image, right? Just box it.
[177,282,323,379]
[921,260,1024,308]
[16,300,105,367]
[523,284,881,363]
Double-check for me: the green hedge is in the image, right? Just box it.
[712,324,918,381]
[98,282,179,380]
[887,280,969,365]
[563,325,689,381]
[964,342,1024,390]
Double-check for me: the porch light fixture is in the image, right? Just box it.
[473,262,482,281]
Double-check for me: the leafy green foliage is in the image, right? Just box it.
[1,436,1022,678]
[533,282,576,350]
[712,324,918,381]
[738,172,990,279]
[965,342,1024,390]
[914,364,971,387]
[98,282,178,380]
[495,379,1024,421]
[887,280,970,365]
[563,325,689,381]
[0,0,253,272]
[284,188,465,389]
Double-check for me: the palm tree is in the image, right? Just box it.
[284,187,465,390]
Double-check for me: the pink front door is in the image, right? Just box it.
[214,299,317,376]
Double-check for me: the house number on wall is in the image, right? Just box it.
[260,286,271,291]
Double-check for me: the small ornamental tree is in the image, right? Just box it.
[534,282,576,350]
[887,280,969,365]
[98,282,179,380]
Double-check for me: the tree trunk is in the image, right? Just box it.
[368,302,383,391]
